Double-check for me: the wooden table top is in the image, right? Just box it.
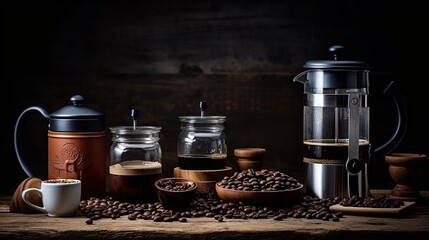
[1,189,428,240]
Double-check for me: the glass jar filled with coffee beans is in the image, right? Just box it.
[109,125,162,203]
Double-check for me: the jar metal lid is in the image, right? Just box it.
[179,116,226,123]
[109,126,161,134]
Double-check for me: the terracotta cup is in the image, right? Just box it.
[385,153,428,201]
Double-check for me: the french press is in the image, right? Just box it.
[293,46,407,199]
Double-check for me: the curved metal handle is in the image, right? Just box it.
[372,81,408,162]
[14,106,50,177]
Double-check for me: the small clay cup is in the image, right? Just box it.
[385,153,428,201]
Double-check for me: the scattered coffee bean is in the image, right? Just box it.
[214,215,224,222]
[78,192,348,224]
[81,170,403,225]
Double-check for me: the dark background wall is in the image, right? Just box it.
[2,0,428,195]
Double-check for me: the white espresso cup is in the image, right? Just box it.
[21,179,81,217]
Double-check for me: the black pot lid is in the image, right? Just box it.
[303,46,369,70]
[49,95,105,132]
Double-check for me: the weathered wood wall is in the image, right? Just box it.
[2,0,428,194]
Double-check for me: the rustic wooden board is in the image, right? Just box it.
[1,192,429,240]
[329,201,416,216]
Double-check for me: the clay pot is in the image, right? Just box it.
[385,153,428,201]
[10,177,43,214]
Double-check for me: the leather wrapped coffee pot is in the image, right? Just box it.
[14,95,106,200]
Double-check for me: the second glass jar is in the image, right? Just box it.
[177,116,227,170]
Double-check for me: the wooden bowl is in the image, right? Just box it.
[234,148,266,161]
[236,159,263,171]
[215,182,304,208]
[155,178,197,211]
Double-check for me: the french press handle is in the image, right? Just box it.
[346,93,365,197]
[372,81,408,161]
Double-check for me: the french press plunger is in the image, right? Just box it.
[293,46,407,199]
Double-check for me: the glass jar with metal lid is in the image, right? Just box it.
[177,102,227,170]
[109,113,162,203]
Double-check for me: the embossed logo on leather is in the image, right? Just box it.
[51,143,90,178]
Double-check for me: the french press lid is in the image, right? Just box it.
[302,46,370,89]
[49,95,105,132]
[304,45,369,69]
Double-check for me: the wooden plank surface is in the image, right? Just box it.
[1,190,429,240]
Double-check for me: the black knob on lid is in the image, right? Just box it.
[329,45,344,60]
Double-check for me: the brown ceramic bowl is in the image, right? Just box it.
[155,178,197,211]
[215,182,304,208]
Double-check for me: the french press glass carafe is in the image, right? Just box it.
[294,46,407,199]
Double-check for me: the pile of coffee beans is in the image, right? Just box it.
[156,179,196,191]
[339,195,404,208]
[217,169,301,191]
[77,169,405,224]
[78,192,347,224]
[79,193,405,224]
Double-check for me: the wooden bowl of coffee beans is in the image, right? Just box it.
[155,178,197,211]
[215,169,304,208]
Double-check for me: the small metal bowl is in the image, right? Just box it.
[155,178,197,211]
